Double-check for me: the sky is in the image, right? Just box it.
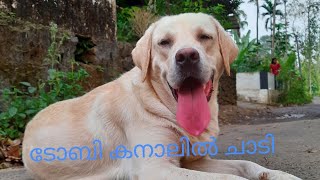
[239,0,286,40]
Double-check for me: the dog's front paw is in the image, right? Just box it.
[258,170,302,180]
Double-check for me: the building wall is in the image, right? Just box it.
[236,72,260,90]
[236,72,279,104]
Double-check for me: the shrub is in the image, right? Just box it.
[277,53,312,105]
[0,68,89,139]
[117,7,139,42]
[116,1,231,42]
[129,7,158,38]
[278,77,312,105]
[0,23,89,139]
[231,30,261,72]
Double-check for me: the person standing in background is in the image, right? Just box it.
[270,57,281,89]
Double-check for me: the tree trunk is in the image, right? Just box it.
[256,0,259,44]
[284,0,288,58]
[294,33,302,77]
[256,0,259,62]
[271,0,276,57]
[307,8,312,95]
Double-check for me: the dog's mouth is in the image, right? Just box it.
[168,74,214,102]
[167,74,214,137]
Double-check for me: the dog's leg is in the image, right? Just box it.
[127,129,247,180]
[183,158,301,180]
[134,162,248,180]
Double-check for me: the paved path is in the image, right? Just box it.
[1,118,319,179]
[0,168,30,180]
[215,118,320,180]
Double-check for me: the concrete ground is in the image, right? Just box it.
[215,118,320,180]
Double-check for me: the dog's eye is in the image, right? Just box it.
[159,39,171,46]
[199,34,212,40]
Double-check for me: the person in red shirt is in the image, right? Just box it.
[270,58,281,76]
[270,58,281,89]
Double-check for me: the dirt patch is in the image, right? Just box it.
[219,101,320,125]
[218,70,237,105]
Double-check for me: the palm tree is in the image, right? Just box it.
[261,0,283,54]
[249,0,260,44]
[234,8,249,30]
[261,0,283,31]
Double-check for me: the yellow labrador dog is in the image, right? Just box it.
[22,13,301,180]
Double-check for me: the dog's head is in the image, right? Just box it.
[132,13,238,136]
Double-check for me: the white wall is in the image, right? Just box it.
[236,72,278,104]
[236,72,260,90]
[268,73,275,90]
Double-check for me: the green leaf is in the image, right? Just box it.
[2,122,10,128]
[18,122,25,128]
[18,113,26,119]
[48,69,57,79]
[0,130,6,136]
[0,112,6,119]
[25,109,37,115]
[8,107,18,118]
[28,87,37,94]
[20,82,31,87]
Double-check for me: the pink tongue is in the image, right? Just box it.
[176,83,211,136]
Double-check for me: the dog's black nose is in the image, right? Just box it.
[175,48,200,67]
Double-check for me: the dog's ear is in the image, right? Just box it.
[211,17,238,76]
[132,23,156,82]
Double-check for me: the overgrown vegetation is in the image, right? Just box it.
[277,53,312,105]
[116,0,240,41]
[231,30,262,72]
[116,7,139,42]
[0,10,45,31]
[0,11,16,25]
[0,23,89,139]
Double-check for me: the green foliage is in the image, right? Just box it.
[116,0,235,41]
[261,0,283,31]
[45,22,70,68]
[278,78,312,105]
[0,10,16,25]
[231,30,261,72]
[117,7,140,42]
[0,69,89,139]
[274,23,294,58]
[277,53,312,105]
[0,23,89,139]
[155,0,232,28]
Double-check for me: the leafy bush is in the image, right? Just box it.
[0,23,89,139]
[278,78,312,105]
[0,68,89,139]
[277,53,312,105]
[116,1,231,41]
[231,30,261,72]
[153,0,231,28]
[117,7,139,42]
[129,7,158,38]
[117,6,159,41]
